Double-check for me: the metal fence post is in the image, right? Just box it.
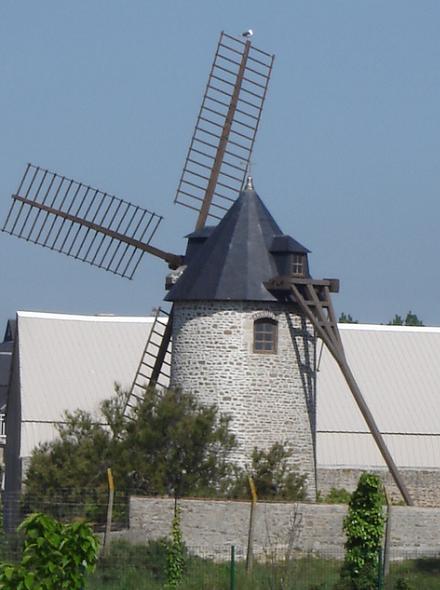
[230,545,236,590]
[377,546,384,590]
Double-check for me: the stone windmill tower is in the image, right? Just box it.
[166,177,318,497]
[2,32,413,504]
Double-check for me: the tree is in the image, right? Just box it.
[229,442,307,501]
[120,387,237,498]
[337,472,385,590]
[388,311,424,326]
[338,313,358,324]
[23,385,129,522]
[24,386,237,518]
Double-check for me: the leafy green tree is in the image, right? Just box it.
[336,472,385,590]
[0,513,98,589]
[23,390,126,522]
[229,442,307,501]
[24,386,237,518]
[120,387,237,497]
[403,311,424,326]
[388,311,424,326]
[338,313,358,324]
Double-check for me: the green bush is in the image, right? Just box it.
[322,488,352,504]
[394,578,414,590]
[229,442,307,501]
[336,473,385,590]
[165,507,185,589]
[0,512,98,589]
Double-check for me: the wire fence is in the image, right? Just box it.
[2,488,129,533]
[80,543,440,589]
[1,492,440,589]
[1,532,439,589]
[89,542,344,589]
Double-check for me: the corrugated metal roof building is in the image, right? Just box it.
[317,323,440,471]
[4,311,154,518]
[3,312,440,508]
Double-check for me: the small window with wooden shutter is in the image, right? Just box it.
[253,318,278,354]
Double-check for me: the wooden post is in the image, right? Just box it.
[245,476,258,573]
[103,467,115,556]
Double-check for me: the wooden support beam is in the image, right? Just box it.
[265,276,414,506]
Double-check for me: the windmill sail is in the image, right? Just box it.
[2,164,181,278]
[174,31,274,228]
[124,307,172,418]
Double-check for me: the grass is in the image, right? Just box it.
[385,557,440,589]
[1,535,439,589]
[87,540,341,589]
[87,541,440,590]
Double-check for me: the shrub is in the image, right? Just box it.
[0,512,98,589]
[229,442,307,501]
[322,488,352,504]
[336,473,385,590]
[165,507,185,589]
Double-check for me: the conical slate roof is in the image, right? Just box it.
[166,183,308,302]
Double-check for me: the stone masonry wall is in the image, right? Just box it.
[318,467,440,507]
[170,301,317,498]
[126,496,440,561]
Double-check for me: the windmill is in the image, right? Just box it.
[1,32,413,505]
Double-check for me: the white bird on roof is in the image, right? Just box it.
[242,29,253,38]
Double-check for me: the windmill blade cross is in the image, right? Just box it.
[2,164,182,277]
[175,31,275,227]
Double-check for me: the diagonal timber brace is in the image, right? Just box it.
[265,276,414,506]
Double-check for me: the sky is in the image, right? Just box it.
[1,1,439,330]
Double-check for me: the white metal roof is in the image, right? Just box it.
[11,313,440,470]
[317,323,440,469]
[16,311,153,456]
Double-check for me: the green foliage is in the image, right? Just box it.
[338,313,358,324]
[24,386,237,520]
[87,544,342,590]
[322,488,352,505]
[92,539,168,586]
[25,387,310,512]
[165,507,185,589]
[0,512,98,589]
[229,442,307,501]
[336,473,385,590]
[121,387,236,498]
[394,578,414,590]
[82,547,440,590]
[388,311,424,326]
[23,384,129,523]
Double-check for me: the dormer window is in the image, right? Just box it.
[254,318,278,354]
[291,254,305,277]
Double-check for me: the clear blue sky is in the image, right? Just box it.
[1,1,439,329]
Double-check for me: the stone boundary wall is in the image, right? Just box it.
[126,496,440,560]
[317,468,440,507]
